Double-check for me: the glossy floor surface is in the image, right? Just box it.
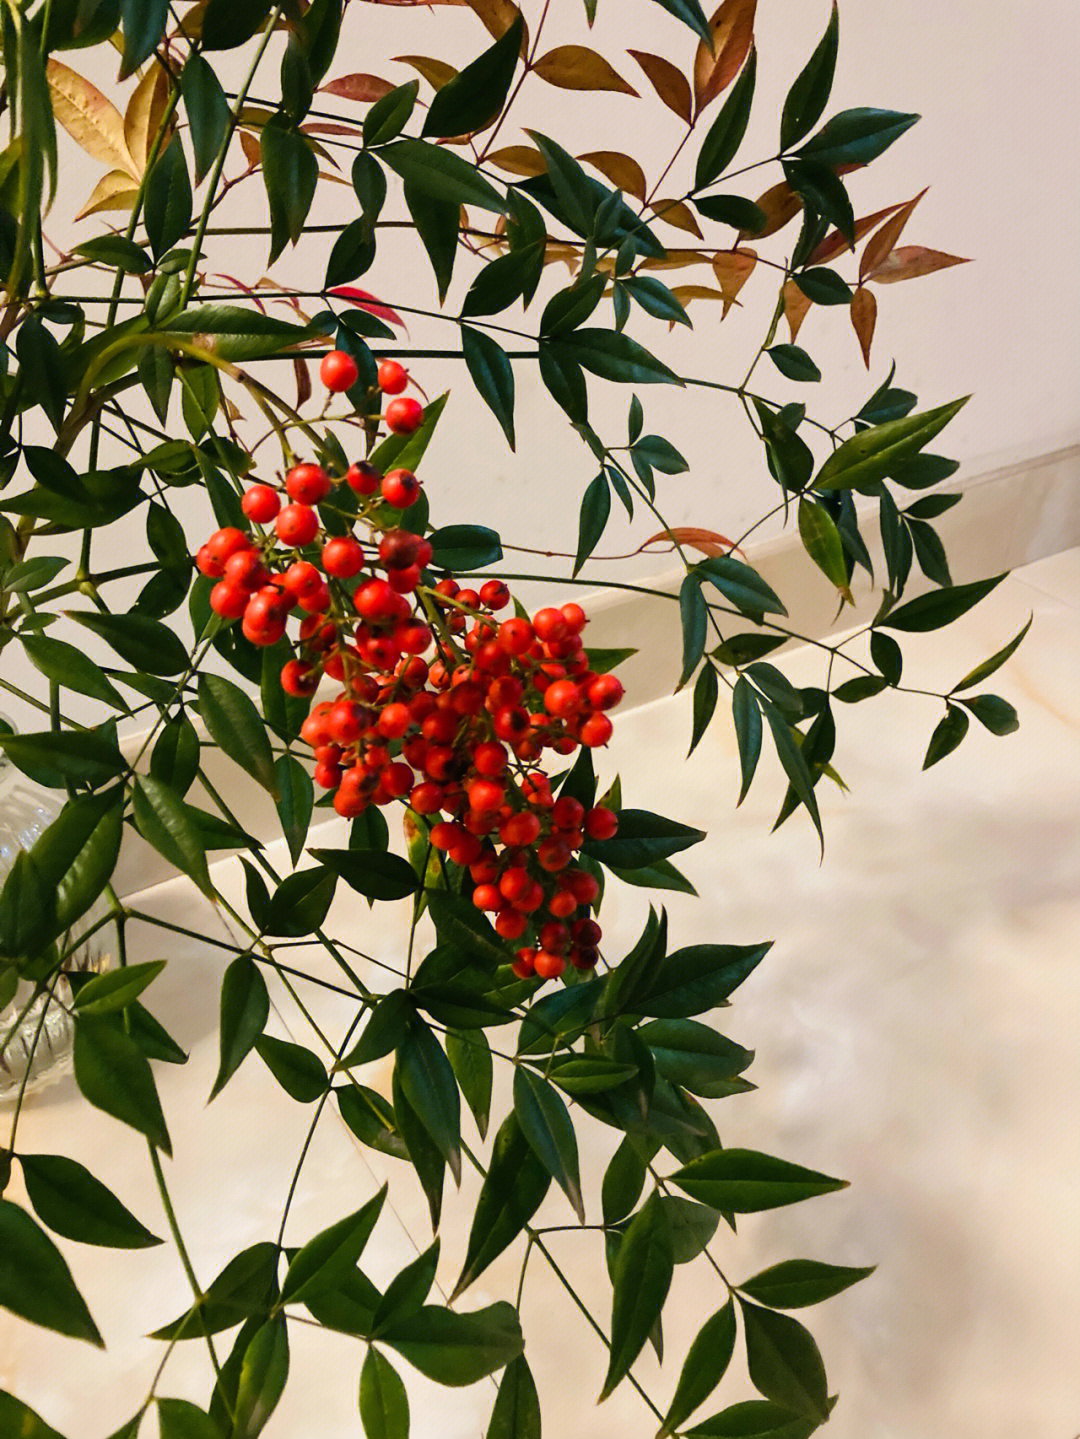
[3,551,1078,1438]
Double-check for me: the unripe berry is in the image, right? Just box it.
[320,349,360,392]
[276,503,319,547]
[385,396,423,434]
[241,484,281,524]
[377,359,409,394]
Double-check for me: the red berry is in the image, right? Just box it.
[286,464,331,506]
[493,706,530,743]
[382,761,414,798]
[321,536,365,579]
[313,761,342,790]
[479,580,510,611]
[377,359,409,394]
[385,396,423,435]
[381,468,420,509]
[539,922,570,953]
[560,602,587,635]
[280,659,318,697]
[533,951,565,980]
[410,782,443,815]
[378,530,422,570]
[552,795,585,830]
[378,702,412,739]
[498,867,531,902]
[472,884,502,913]
[354,577,398,623]
[196,544,224,578]
[584,806,618,840]
[572,918,603,947]
[500,811,541,847]
[283,560,322,598]
[320,349,360,393]
[397,621,432,655]
[588,674,625,711]
[512,949,537,979]
[473,741,508,777]
[543,679,582,718]
[495,910,528,940]
[223,549,265,590]
[563,869,600,905]
[299,583,332,614]
[537,837,571,872]
[346,461,380,495]
[467,778,504,814]
[241,484,281,524]
[387,564,421,594]
[209,581,249,619]
[548,891,577,918]
[206,527,251,563]
[533,607,568,643]
[276,503,319,547]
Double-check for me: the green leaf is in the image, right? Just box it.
[793,266,850,305]
[797,106,919,167]
[767,344,821,382]
[798,499,850,597]
[649,0,712,43]
[881,574,1005,632]
[255,1034,327,1103]
[921,706,969,769]
[660,1300,737,1437]
[150,1243,278,1341]
[337,1083,409,1163]
[0,1393,66,1439]
[156,1398,222,1439]
[584,808,706,870]
[671,1149,846,1212]
[73,961,166,1017]
[623,277,692,328]
[381,1302,524,1386]
[524,131,596,235]
[692,195,767,232]
[513,1067,583,1220]
[425,523,503,572]
[0,727,123,789]
[310,848,419,901]
[382,139,506,214]
[762,707,822,844]
[72,236,151,274]
[274,754,313,865]
[422,16,523,138]
[133,774,213,894]
[2,556,69,597]
[120,0,168,76]
[181,53,231,184]
[402,183,459,301]
[0,1201,103,1346]
[574,471,611,576]
[689,661,719,755]
[741,1303,828,1423]
[231,1315,289,1437]
[686,1399,821,1438]
[211,956,270,1100]
[68,609,189,676]
[281,1186,387,1303]
[816,398,969,493]
[446,1028,493,1139]
[20,1153,161,1249]
[392,1067,445,1229]
[697,555,787,618]
[780,2,839,149]
[678,573,708,690]
[487,1354,540,1439]
[145,136,193,260]
[957,693,1019,735]
[454,1113,550,1296]
[833,675,888,703]
[73,1016,171,1153]
[359,1348,409,1439]
[641,941,771,1020]
[201,0,273,50]
[29,789,124,935]
[610,856,698,896]
[0,850,52,959]
[261,117,318,262]
[732,676,763,804]
[198,674,278,795]
[325,218,376,288]
[461,325,516,448]
[397,1022,461,1182]
[740,1258,874,1309]
[600,1191,673,1399]
[363,81,418,147]
[550,329,681,386]
[426,890,508,969]
[695,49,756,189]
[641,1018,753,1096]
[339,991,414,1069]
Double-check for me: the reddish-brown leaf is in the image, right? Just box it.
[534,46,638,95]
[580,151,647,202]
[650,198,704,237]
[293,356,312,409]
[628,50,693,124]
[300,122,364,137]
[711,248,757,313]
[850,286,877,367]
[238,131,262,169]
[868,246,970,284]
[807,202,906,266]
[321,73,395,102]
[744,181,802,240]
[642,527,744,558]
[328,287,406,328]
[640,249,713,272]
[783,278,812,342]
[694,0,757,113]
[859,188,927,281]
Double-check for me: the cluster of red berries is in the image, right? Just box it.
[194,354,625,983]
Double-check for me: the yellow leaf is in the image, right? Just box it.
[581,151,647,203]
[534,45,638,96]
[859,188,927,281]
[694,0,757,113]
[486,145,547,176]
[628,50,692,125]
[393,55,458,89]
[639,248,714,271]
[47,59,139,180]
[124,63,171,173]
[321,74,395,102]
[850,286,877,367]
[464,0,529,51]
[782,278,811,342]
[75,169,139,220]
[650,198,703,238]
[868,246,970,284]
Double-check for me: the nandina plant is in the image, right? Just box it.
[0,2,1025,1436]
